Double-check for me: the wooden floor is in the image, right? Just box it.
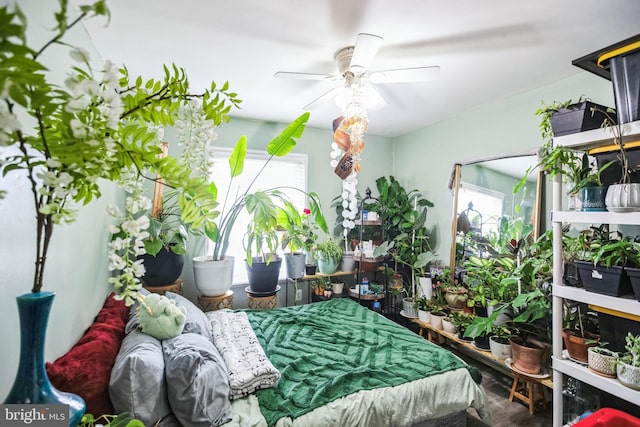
[457,350,553,427]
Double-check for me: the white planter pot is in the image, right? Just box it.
[192,255,234,296]
[418,276,432,299]
[489,336,512,361]
[617,360,640,390]
[605,183,640,212]
[429,312,445,330]
[332,282,345,294]
[442,317,457,334]
[588,347,618,378]
[418,309,430,323]
[340,252,356,272]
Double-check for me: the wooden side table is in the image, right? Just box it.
[197,290,234,312]
[143,279,183,295]
[509,371,547,415]
[247,293,278,310]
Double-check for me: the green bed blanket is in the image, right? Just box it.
[245,298,481,427]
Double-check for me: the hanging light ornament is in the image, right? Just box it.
[330,75,369,241]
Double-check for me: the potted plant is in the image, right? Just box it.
[279,202,323,279]
[588,343,619,378]
[449,311,475,342]
[191,116,329,296]
[0,0,250,417]
[617,333,640,390]
[575,228,639,297]
[505,289,552,375]
[517,98,613,210]
[315,237,343,274]
[415,297,432,323]
[489,326,513,361]
[562,301,599,363]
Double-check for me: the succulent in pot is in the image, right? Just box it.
[617,333,640,390]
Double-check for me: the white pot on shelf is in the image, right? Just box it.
[418,276,432,299]
[192,256,234,296]
[605,183,640,212]
[588,347,618,378]
[418,309,430,323]
[489,336,512,361]
[617,360,640,390]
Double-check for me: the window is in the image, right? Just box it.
[206,148,308,284]
[458,182,504,237]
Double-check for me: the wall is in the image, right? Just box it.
[391,72,618,264]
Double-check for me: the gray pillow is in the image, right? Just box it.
[163,333,232,427]
[109,330,174,426]
[165,291,212,340]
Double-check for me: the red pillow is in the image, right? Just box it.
[46,293,129,417]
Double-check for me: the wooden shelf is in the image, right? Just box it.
[412,318,554,389]
[299,270,355,280]
[348,288,385,301]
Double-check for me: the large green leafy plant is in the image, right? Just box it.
[0,0,243,302]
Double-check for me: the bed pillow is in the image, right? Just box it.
[109,330,173,426]
[165,291,212,340]
[45,292,129,417]
[163,332,232,427]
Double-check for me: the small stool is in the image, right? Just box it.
[198,290,234,312]
[247,294,278,310]
[144,279,183,295]
[509,372,547,415]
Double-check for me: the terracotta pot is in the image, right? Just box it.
[509,336,546,375]
[563,329,599,363]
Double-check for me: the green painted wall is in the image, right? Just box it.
[391,72,617,264]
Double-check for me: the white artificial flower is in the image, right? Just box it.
[131,259,146,277]
[106,203,122,217]
[64,98,88,113]
[108,253,126,271]
[107,224,119,234]
[46,158,62,168]
[70,118,86,138]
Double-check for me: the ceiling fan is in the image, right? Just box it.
[274,33,440,110]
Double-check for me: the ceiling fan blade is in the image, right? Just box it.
[303,86,342,110]
[274,71,336,80]
[349,33,383,74]
[369,66,440,83]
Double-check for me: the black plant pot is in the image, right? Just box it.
[139,247,184,286]
[549,101,612,137]
[624,266,640,301]
[246,258,282,294]
[305,264,317,276]
[575,260,632,297]
[474,335,490,350]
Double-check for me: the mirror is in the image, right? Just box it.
[449,154,543,270]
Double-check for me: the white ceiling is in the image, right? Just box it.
[79,0,640,138]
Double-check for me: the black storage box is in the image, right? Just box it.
[592,306,640,353]
[550,101,613,137]
[609,48,640,124]
[572,34,640,125]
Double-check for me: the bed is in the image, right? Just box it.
[210,298,491,427]
[46,292,490,427]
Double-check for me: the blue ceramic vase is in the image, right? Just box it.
[4,291,85,426]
